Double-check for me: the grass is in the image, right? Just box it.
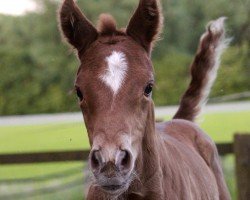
[199,111,250,142]
[0,163,85,200]
[0,111,249,199]
[0,123,88,154]
[1,111,249,154]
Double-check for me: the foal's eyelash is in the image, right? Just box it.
[68,88,75,95]
[153,83,158,90]
[149,80,156,87]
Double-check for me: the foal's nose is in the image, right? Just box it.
[90,149,132,175]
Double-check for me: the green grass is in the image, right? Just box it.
[0,122,89,199]
[0,163,85,200]
[0,111,249,199]
[0,111,249,154]
[199,111,250,142]
[0,162,83,179]
[0,123,89,154]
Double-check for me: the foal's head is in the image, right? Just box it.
[59,0,162,195]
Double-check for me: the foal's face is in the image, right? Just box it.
[59,0,162,195]
[76,36,153,193]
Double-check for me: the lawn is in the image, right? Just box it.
[1,111,249,154]
[0,111,249,199]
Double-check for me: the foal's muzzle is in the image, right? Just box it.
[89,149,133,193]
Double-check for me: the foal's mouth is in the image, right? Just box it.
[102,183,125,191]
[100,182,129,195]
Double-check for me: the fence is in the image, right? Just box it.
[0,134,249,200]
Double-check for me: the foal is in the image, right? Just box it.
[59,0,230,199]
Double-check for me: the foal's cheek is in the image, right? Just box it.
[141,96,153,109]
[81,113,95,143]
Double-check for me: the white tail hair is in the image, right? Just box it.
[174,17,231,121]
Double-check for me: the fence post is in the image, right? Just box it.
[234,134,250,200]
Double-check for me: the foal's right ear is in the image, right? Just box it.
[126,0,163,55]
[59,0,98,54]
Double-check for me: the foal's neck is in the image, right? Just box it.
[131,103,164,198]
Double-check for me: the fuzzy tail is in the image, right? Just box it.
[173,17,230,122]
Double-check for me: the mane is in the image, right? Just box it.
[97,13,125,36]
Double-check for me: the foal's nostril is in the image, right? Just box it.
[90,150,102,170]
[121,151,130,167]
[117,150,132,171]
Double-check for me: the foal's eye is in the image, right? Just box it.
[144,83,153,97]
[76,88,83,101]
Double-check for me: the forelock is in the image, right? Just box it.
[97,13,125,36]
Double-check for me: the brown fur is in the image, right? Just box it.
[58,0,230,199]
[126,0,163,55]
[59,0,98,55]
[174,19,229,121]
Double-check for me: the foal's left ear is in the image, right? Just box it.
[59,0,98,54]
[126,0,163,54]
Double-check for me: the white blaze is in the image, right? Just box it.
[101,51,128,94]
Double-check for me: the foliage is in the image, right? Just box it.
[0,0,249,115]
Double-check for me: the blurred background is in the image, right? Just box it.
[0,0,249,199]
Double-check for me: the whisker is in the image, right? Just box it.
[131,170,142,185]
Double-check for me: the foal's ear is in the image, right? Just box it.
[126,0,163,54]
[59,0,98,54]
